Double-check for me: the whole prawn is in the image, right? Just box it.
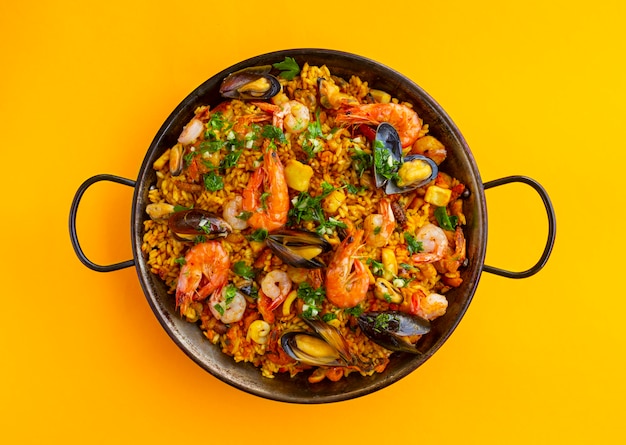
[325,229,370,308]
[335,102,422,148]
[242,141,289,232]
[175,241,231,316]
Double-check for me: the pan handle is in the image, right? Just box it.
[69,174,136,272]
[482,175,556,278]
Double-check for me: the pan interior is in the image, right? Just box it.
[131,49,487,403]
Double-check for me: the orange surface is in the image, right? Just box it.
[1,1,625,444]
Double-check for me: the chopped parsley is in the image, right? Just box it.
[261,124,286,143]
[373,139,400,182]
[233,261,255,279]
[366,258,384,276]
[302,111,324,158]
[236,211,253,221]
[260,192,271,210]
[297,283,326,319]
[198,140,225,154]
[203,172,224,191]
[344,306,363,317]
[435,206,458,231]
[248,228,268,242]
[351,146,373,177]
[220,149,242,169]
[404,232,423,255]
[288,182,336,227]
[316,217,347,236]
[272,57,300,80]
[344,182,366,194]
[373,312,397,332]
[174,257,186,266]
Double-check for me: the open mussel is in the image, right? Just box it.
[357,311,431,354]
[266,229,332,269]
[280,319,354,367]
[373,123,438,194]
[167,208,232,241]
[219,65,282,100]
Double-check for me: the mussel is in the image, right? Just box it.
[219,65,282,100]
[357,311,431,354]
[167,209,232,241]
[373,123,438,194]
[266,229,332,269]
[280,319,354,367]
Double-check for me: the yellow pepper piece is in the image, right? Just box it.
[282,290,299,316]
[424,185,452,207]
[284,159,314,191]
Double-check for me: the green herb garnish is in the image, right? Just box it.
[366,258,384,276]
[203,172,224,191]
[220,149,242,169]
[373,139,400,182]
[248,228,269,242]
[435,206,458,231]
[404,232,423,255]
[233,261,255,279]
[272,57,300,80]
[351,147,373,177]
[236,211,253,221]
[344,306,363,317]
[261,124,286,143]
[297,283,326,319]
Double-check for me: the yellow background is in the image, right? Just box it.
[2,0,624,443]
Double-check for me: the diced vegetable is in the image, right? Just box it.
[424,185,452,207]
[322,189,346,214]
[284,159,314,191]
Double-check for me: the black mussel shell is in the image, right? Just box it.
[266,229,332,269]
[358,311,431,354]
[219,65,282,100]
[373,122,403,189]
[373,123,438,194]
[167,209,232,241]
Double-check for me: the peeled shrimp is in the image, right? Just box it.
[177,118,204,145]
[222,195,249,231]
[411,223,448,263]
[363,198,396,247]
[209,286,247,324]
[417,292,448,321]
[175,241,231,316]
[261,270,293,311]
[335,102,422,148]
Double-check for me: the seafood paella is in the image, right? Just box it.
[141,58,468,383]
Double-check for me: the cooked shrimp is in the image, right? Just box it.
[325,229,370,308]
[176,241,231,316]
[241,141,289,231]
[177,118,204,145]
[261,269,293,311]
[335,102,422,148]
[222,195,249,231]
[411,223,448,263]
[363,198,396,247]
[417,292,448,321]
[209,285,247,324]
[253,100,310,134]
[410,135,447,165]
